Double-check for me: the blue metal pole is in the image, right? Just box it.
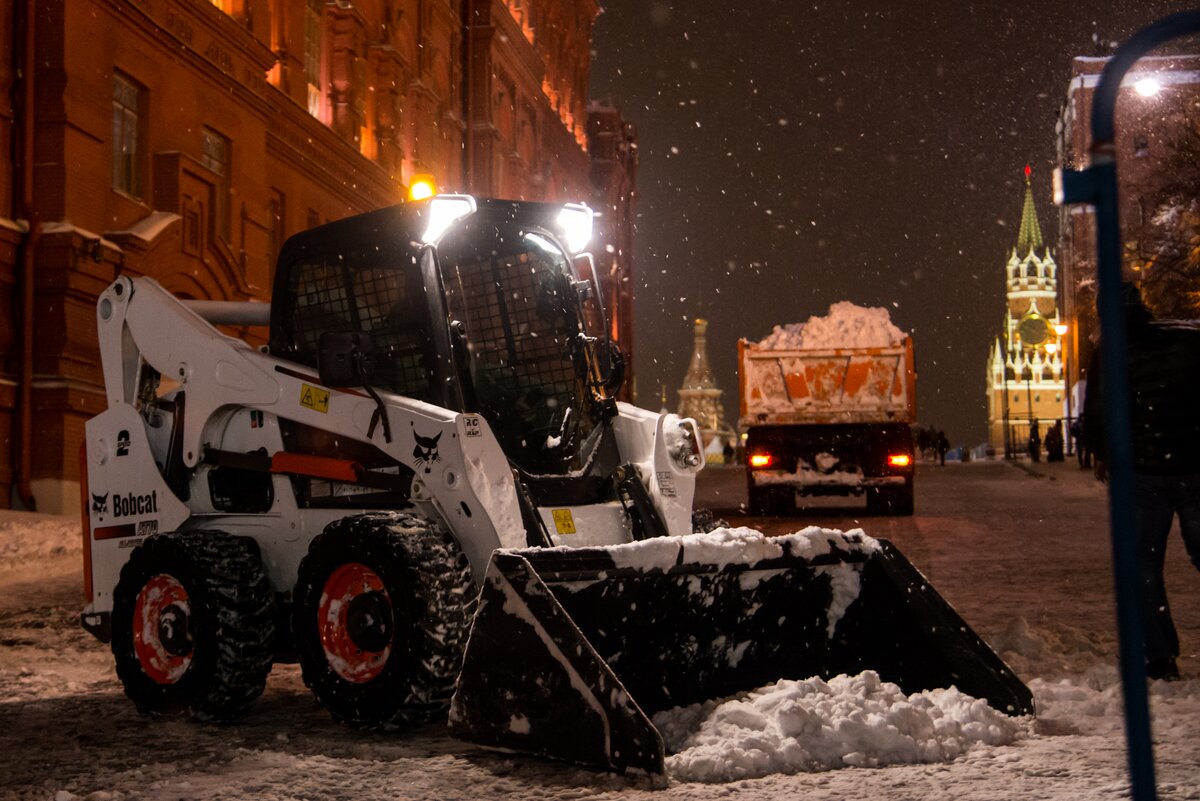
[1058,11,1200,801]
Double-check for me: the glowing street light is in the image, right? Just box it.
[407,174,437,201]
[1134,77,1161,97]
[1054,323,1068,337]
[1045,343,1059,355]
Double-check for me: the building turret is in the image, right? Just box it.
[677,318,735,461]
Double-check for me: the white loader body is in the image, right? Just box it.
[82,274,700,624]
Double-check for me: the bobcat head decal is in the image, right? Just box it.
[413,430,442,474]
[91,492,109,515]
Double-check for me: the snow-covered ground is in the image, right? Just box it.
[2,462,1199,800]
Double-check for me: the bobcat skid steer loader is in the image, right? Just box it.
[79,196,1031,777]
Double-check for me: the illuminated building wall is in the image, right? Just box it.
[1056,54,1200,415]
[0,0,635,511]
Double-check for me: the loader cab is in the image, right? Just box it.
[269,199,623,502]
[434,201,616,477]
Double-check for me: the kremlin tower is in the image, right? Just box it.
[986,166,1067,456]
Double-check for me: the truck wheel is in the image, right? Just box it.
[111,531,276,720]
[748,485,792,516]
[293,512,477,727]
[867,485,915,516]
[747,484,769,516]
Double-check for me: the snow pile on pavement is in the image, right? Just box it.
[1031,664,1200,738]
[0,513,80,568]
[653,670,1026,783]
[990,616,1112,678]
[758,301,906,349]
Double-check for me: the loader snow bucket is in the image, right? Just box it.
[448,528,1032,776]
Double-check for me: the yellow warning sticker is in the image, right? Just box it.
[300,383,330,413]
[551,509,576,535]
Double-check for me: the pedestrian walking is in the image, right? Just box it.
[1045,421,1065,462]
[1085,282,1200,681]
[1028,418,1041,463]
[1071,415,1091,469]
[916,427,931,461]
[935,430,949,466]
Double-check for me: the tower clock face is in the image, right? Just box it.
[1018,314,1048,347]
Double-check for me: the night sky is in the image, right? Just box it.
[588,1,1198,444]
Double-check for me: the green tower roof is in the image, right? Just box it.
[1016,164,1044,255]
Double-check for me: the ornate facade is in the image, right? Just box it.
[678,319,735,462]
[0,0,634,511]
[986,167,1066,455]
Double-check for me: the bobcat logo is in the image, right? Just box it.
[91,492,109,515]
[412,430,442,474]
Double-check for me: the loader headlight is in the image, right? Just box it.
[422,195,477,244]
[556,204,593,254]
[408,174,437,201]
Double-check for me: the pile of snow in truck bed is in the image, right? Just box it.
[653,671,1025,782]
[758,301,906,350]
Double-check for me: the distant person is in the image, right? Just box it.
[935,430,949,466]
[723,441,735,465]
[1028,418,1041,463]
[1071,415,1091,469]
[916,427,931,460]
[1045,421,1065,462]
[1085,282,1200,681]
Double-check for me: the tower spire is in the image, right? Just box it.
[682,318,718,390]
[1016,163,1045,255]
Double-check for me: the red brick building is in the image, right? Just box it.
[0,0,637,512]
[1056,54,1200,411]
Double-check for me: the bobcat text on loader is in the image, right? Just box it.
[79,196,1031,776]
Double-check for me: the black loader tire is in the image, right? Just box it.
[111,531,276,720]
[293,511,477,728]
[691,507,728,533]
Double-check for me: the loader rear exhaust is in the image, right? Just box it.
[449,529,1032,776]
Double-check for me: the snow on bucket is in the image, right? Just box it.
[449,527,1032,776]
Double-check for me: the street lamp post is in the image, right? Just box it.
[1054,16,1200,798]
[1002,377,1011,459]
[1001,330,1012,459]
[1055,323,1071,455]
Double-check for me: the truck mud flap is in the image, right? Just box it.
[448,534,1032,776]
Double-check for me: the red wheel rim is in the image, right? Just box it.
[133,574,193,684]
[319,562,393,683]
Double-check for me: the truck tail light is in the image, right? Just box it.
[888,453,912,467]
[749,452,774,469]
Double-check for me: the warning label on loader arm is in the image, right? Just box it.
[300,384,330,413]
[551,509,576,535]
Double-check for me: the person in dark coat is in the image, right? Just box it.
[1084,282,1200,681]
[935,430,949,466]
[1071,414,1091,469]
[1045,421,1065,462]
[1028,418,1041,463]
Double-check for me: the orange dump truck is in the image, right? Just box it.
[738,336,917,515]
